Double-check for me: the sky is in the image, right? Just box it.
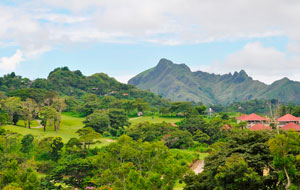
[1,0,300,84]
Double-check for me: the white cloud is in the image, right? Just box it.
[197,42,300,84]
[2,0,300,73]
[0,50,24,72]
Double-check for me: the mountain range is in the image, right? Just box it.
[128,58,300,104]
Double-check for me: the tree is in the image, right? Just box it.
[91,135,187,190]
[76,127,101,150]
[269,131,300,189]
[22,98,38,128]
[193,130,210,143]
[132,98,150,112]
[20,134,34,154]
[2,97,22,124]
[184,130,276,190]
[127,122,177,142]
[162,130,194,149]
[50,137,64,161]
[180,116,223,144]
[169,102,193,116]
[0,112,9,126]
[0,160,19,188]
[214,155,262,190]
[51,97,66,130]
[84,111,110,133]
[195,105,207,115]
[108,109,130,136]
[51,158,94,188]
[39,106,58,131]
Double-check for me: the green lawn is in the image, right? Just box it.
[2,114,112,147]
[2,115,182,146]
[129,116,182,125]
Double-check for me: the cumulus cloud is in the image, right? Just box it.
[0,50,24,73]
[2,0,300,73]
[198,42,300,84]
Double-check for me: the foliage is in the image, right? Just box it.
[127,122,177,142]
[183,130,277,190]
[162,130,194,149]
[91,135,187,189]
[108,109,130,136]
[76,128,101,150]
[214,155,262,190]
[20,134,34,154]
[39,106,58,131]
[84,111,110,134]
[268,131,300,189]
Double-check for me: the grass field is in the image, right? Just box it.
[2,115,183,146]
[130,116,182,125]
[3,114,112,147]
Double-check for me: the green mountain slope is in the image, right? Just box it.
[128,58,300,104]
[0,67,169,107]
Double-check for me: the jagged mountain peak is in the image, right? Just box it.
[128,59,300,104]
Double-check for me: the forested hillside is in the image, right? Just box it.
[0,67,169,108]
[129,59,300,104]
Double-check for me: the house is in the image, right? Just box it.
[236,114,248,123]
[277,114,300,126]
[281,122,300,132]
[170,123,177,127]
[249,123,272,131]
[220,124,231,131]
[239,113,268,127]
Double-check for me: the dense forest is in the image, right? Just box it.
[0,68,300,189]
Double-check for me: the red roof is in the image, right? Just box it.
[241,113,267,121]
[249,124,272,131]
[236,114,248,120]
[170,123,177,127]
[220,124,231,131]
[277,114,300,122]
[281,122,300,131]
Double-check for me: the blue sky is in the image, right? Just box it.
[1,1,300,84]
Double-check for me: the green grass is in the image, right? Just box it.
[129,116,182,125]
[174,181,185,190]
[2,114,113,147]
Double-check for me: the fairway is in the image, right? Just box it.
[2,114,112,146]
[129,116,182,125]
[2,115,183,146]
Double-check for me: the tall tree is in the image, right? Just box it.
[269,131,300,190]
[51,97,66,130]
[22,98,38,128]
[2,97,22,124]
[76,127,101,150]
[84,111,110,133]
[39,106,58,131]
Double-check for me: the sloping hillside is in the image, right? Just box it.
[129,58,300,104]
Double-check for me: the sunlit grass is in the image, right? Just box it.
[2,114,112,146]
[129,116,182,125]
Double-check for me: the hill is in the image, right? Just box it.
[128,58,300,104]
[0,67,169,107]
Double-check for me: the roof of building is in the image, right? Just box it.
[220,124,231,131]
[249,123,272,131]
[281,122,300,131]
[236,114,248,120]
[241,113,267,121]
[277,114,300,122]
[170,123,177,127]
